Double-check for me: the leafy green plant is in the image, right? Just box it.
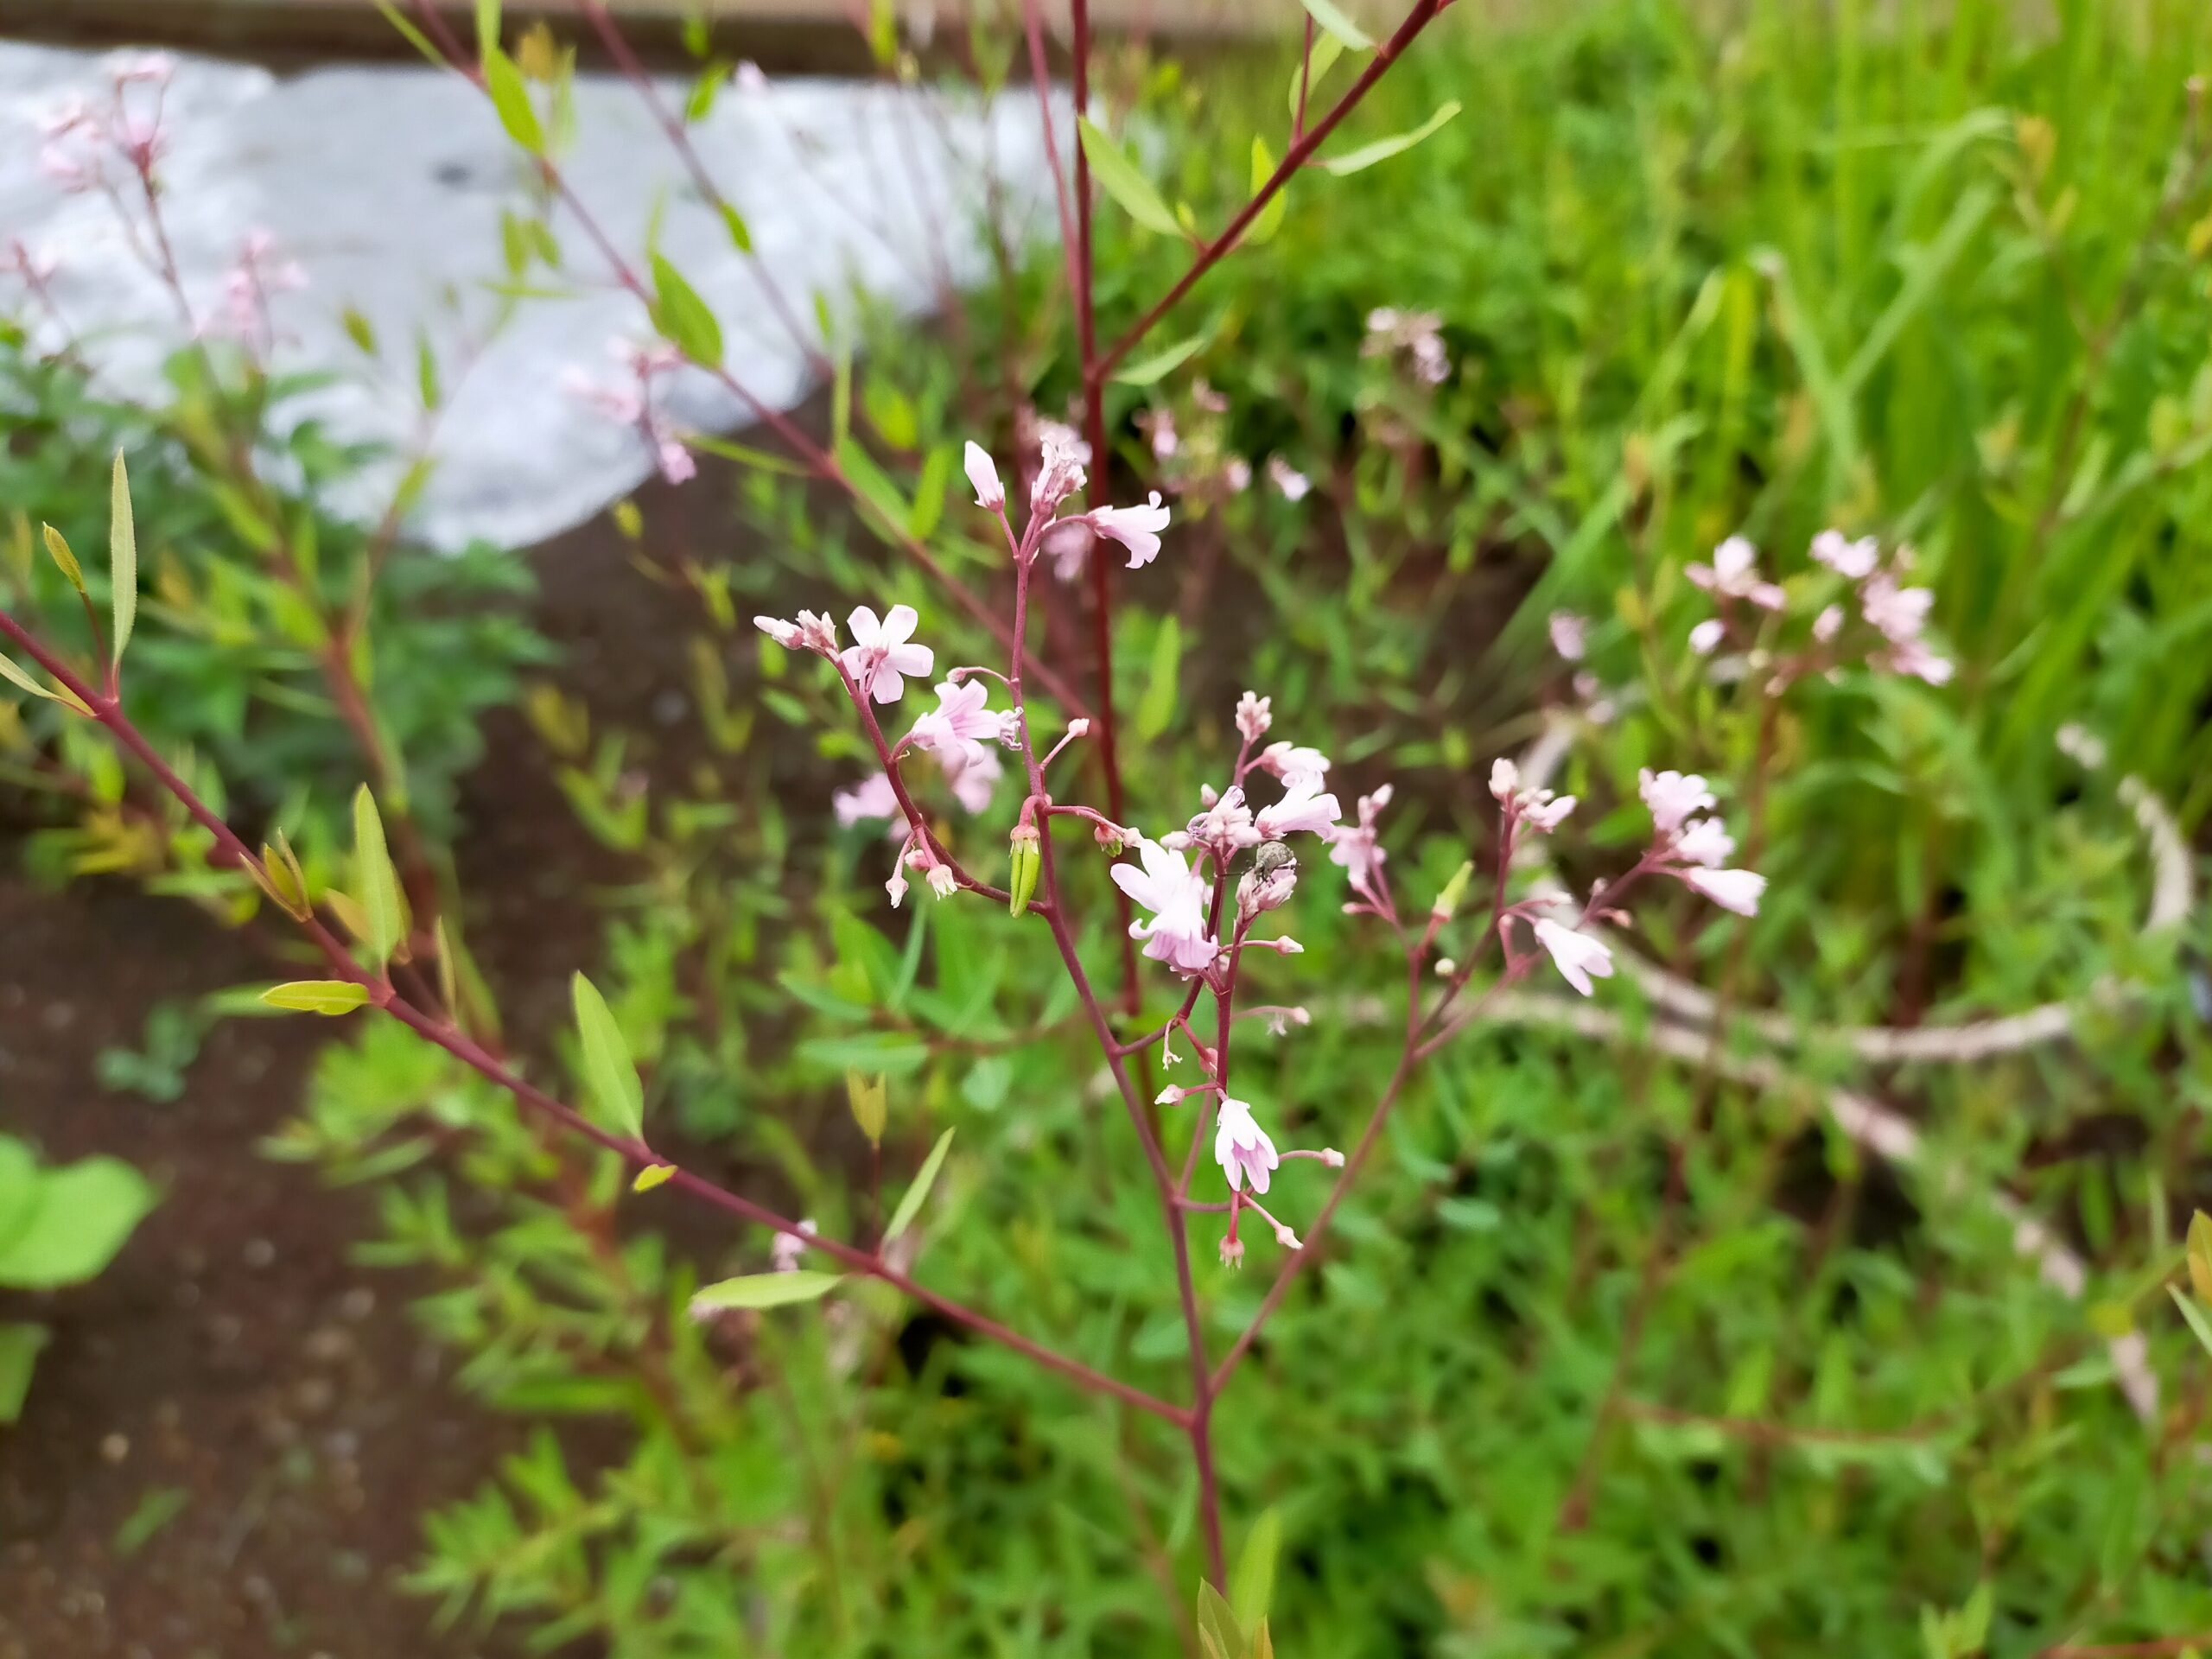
[0,1135,157,1423]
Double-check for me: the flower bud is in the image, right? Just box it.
[1431,859,1474,923]
[1007,823,1042,917]
[1219,1235,1246,1269]
[1273,1222,1302,1250]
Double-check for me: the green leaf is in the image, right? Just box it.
[572,972,645,1141]
[2187,1210,2212,1303]
[650,252,724,365]
[1318,99,1462,177]
[41,524,84,594]
[631,1163,677,1193]
[1077,116,1184,238]
[351,786,407,964]
[1248,137,1288,246]
[2170,1284,2212,1356]
[340,305,378,355]
[482,47,545,156]
[1195,1583,1243,1659]
[1230,1506,1281,1630]
[719,200,753,253]
[373,0,444,67]
[1114,330,1211,387]
[259,980,371,1015]
[1299,0,1372,49]
[474,0,499,52]
[1135,614,1182,741]
[109,450,137,665]
[113,1487,188,1557]
[847,1070,888,1145]
[0,1156,156,1290]
[881,1128,954,1245]
[0,1322,48,1425]
[0,652,79,710]
[692,1269,840,1311]
[1287,33,1344,118]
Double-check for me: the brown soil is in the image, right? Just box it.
[0,461,734,1659]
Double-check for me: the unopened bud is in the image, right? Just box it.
[1007,823,1041,917]
[1219,1235,1245,1269]
[1320,1147,1344,1168]
[1432,859,1474,922]
[1273,1223,1302,1249]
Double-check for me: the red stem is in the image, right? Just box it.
[1088,0,1447,386]
[0,604,1180,1429]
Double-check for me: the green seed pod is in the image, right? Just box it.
[1007,824,1042,917]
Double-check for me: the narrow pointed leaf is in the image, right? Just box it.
[2187,1210,2212,1303]
[1318,99,1462,177]
[41,525,84,594]
[631,1163,677,1193]
[482,47,544,155]
[1077,117,1183,238]
[1298,0,1372,49]
[0,653,73,709]
[259,980,371,1015]
[1230,1506,1281,1630]
[1114,330,1211,387]
[1287,33,1344,118]
[651,252,724,365]
[1248,137,1288,246]
[2171,1284,2212,1357]
[572,972,645,1141]
[881,1128,953,1245]
[692,1270,840,1311]
[1194,1584,1243,1659]
[351,786,407,963]
[109,450,137,664]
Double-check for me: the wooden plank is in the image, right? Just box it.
[0,0,1290,73]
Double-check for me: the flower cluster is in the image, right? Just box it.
[1135,379,1312,509]
[1362,307,1452,385]
[563,338,696,485]
[36,53,176,195]
[1686,528,1951,687]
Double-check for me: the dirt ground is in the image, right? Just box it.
[0,458,727,1659]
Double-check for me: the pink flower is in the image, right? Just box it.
[1255,772,1340,840]
[771,1218,816,1273]
[1685,867,1765,916]
[1223,456,1252,494]
[1688,618,1726,656]
[1860,573,1934,643]
[963,441,1003,512]
[1327,785,1392,897]
[1812,604,1844,643]
[1110,838,1219,974]
[909,677,1000,766]
[1548,611,1588,662]
[840,604,934,703]
[1811,529,1879,580]
[1639,769,1715,836]
[1673,817,1735,868]
[1087,493,1172,569]
[1172,785,1258,855]
[756,610,838,653]
[1145,407,1180,461]
[1489,758,1520,802]
[1044,519,1093,583]
[1885,639,1954,685]
[834,772,900,826]
[949,745,1001,814]
[1031,420,1090,512]
[1257,741,1330,781]
[1235,690,1272,741]
[37,143,94,193]
[734,60,770,94]
[1532,917,1613,996]
[656,439,696,485]
[1522,793,1576,832]
[1266,456,1311,501]
[106,50,175,86]
[1212,1097,1279,1195]
[1688,536,1786,611]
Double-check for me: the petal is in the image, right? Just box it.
[881,603,919,645]
[847,605,881,645]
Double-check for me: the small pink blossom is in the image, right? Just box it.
[1533,917,1613,997]
[1489,758,1520,802]
[1087,493,1172,569]
[1044,519,1094,583]
[1522,793,1577,832]
[1548,611,1588,662]
[841,604,934,703]
[1685,867,1765,915]
[1812,604,1844,643]
[106,50,175,86]
[1255,772,1341,840]
[1110,839,1219,974]
[1688,536,1786,611]
[1327,785,1392,898]
[1688,618,1726,656]
[963,441,1003,512]
[1860,572,1934,643]
[1266,456,1311,501]
[1639,769,1715,836]
[37,143,94,193]
[1257,741,1330,781]
[1031,420,1090,512]
[562,367,645,425]
[756,610,837,653]
[834,772,900,826]
[1213,1097,1280,1195]
[1885,639,1954,685]
[1811,529,1879,580]
[734,60,770,94]
[1673,817,1735,868]
[771,1218,817,1273]
[1144,407,1179,461]
[909,677,1001,766]
[1172,785,1259,855]
[1236,690,1272,741]
[949,745,1002,814]
[926,863,957,899]
[1223,456,1252,494]
[656,439,696,485]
